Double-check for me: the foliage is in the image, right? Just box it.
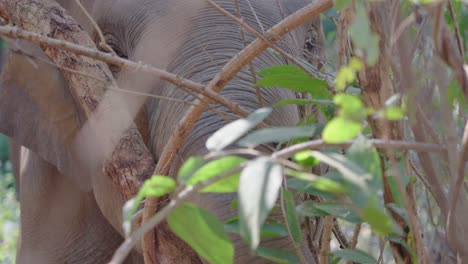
[121,0,468,262]
[0,170,19,264]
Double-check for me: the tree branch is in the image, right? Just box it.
[0,0,154,198]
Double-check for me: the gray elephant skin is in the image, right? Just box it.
[0,0,320,263]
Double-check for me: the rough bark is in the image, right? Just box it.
[0,0,154,199]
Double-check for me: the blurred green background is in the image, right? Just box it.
[0,133,19,264]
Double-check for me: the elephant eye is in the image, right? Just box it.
[95,32,128,76]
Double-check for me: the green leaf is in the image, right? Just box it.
[331,249,377,263]
[168,204,234,264]
[206,108,272,151]
[322,117,362,143]
[256,247,299,264]
[224,218,288,238]
[140,175,176,198]
[362,199,395,236]
[334,58,363,90]
[346,137,382,189]
[334,93,366,120]
[335,0,353,11]
[286,170,347,194]
[296,201,362,223]
[287,178,338,200]
[187,156,246,193]
[237,126,316,147]
[282,190,302,243]
[381,106,406,121]
[293,151,320,167]
[257,65,329,98]
[238,157,283,249]
[349,3,380,65]
[178,156,205,183]
[310,151,370,196]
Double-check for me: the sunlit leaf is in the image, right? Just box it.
[168,204,234,264]
[334,93,366,120]
[293,151,320,167]
[322,117,362,143]
[381,106,406,121]
[206,108,272,151]
[187,156,246,193]
[238,158,283,249]
[178,156,205,183]
[140,175,176,198]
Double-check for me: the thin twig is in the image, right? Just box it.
[207,0,335,88]
[109,164,246,264]
[73,0,115,55]
[447,0,465,59]
[232,0,264,107]
[155,0,334,177]
[0,26,250,118]
[273,139,447,159]
[319,216,334,264]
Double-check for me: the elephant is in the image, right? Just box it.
[0,0,324,263]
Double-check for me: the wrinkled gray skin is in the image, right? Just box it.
[0,0,318,263]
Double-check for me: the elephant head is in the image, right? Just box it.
[0,0,323,263]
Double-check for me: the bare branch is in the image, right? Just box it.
[0,26,250,118]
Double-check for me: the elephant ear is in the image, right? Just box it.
[0,41,92,190]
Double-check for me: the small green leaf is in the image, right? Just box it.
[168,204,234,264]
[239,158,283,249]
[257,65,329,98]
[334,93,366,120]
[178,156,205,183]
[282,190,302,243]
[206,108,272,151]
[322,117,362,143]
[256,247,299,264]
[140,175,176,198]
[293,151,320,167]
[238,126,315,147]
[331,249,377,263]
[187,156,246,193]
[381,106,406,121]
